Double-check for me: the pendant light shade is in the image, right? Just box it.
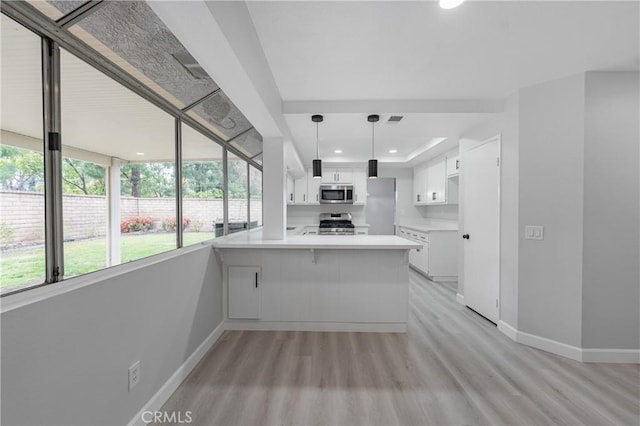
[312,114,323,179]
[367,114,379,179]
[368,159,378,179]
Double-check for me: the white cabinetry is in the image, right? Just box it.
[425,158,447,204]
[413,165,427,205]
[447,153,460,177]
[322,167,352,184]
[228,266,261,319]
[294,176,307,204]
[413,154,458,206]
[399,226,457,281]
[286,174,294,204]
[307,169,321,204]
[354,226,369,235]
[353,168,367,204]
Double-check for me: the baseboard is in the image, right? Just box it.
[582,348,640,364]
[128,321,225,426]
[224,320,407,333]
[497,320,517,340]
[455,293,465,306]
[497,320,638,364]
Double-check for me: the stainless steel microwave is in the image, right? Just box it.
[319,185,354,204]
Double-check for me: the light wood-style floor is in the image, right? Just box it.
[156,271,640,425]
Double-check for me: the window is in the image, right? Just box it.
[1,3,263,296]
[181,123,224,244]
[227,153,249,234]
[0,15,45,294]
[250,167,262,229]
[60,48,176,271]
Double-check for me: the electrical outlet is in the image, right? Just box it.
[128,361,140,391]
[525,225,544,240]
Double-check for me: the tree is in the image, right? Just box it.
[121,163,175,198]
[0,145,44,192]
[62,158,105,195]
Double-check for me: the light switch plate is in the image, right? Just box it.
[525,225,544,240]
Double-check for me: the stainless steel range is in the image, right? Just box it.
[318,213,355,235]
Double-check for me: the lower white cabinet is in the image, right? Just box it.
[354,226,369,235]
[399,227,457,281]
[228,266,261,319]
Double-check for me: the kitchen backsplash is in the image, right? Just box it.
[417,204,459,221]
[287,204,367,226]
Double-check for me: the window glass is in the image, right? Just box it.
[68,0,219,108]
[60,48,176,273]
[249,167,262,229]
[0,15,45,294]
[181,124,223,243]
[227,153,248,234]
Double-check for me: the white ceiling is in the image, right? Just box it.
[246,0,640,164]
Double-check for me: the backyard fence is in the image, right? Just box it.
[0,190,262,248]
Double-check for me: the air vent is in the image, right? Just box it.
[387,115,404,123]
[172,50,209,80]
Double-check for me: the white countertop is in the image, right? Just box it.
[398,222,458,233]
[213,230,421,249]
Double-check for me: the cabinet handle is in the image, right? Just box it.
[432,192,437,201]
[456,159,460,170]
[316,194,318,201]
[255,272,259,288]
[303,194,306,202]
[417,194,421,202]
[290,193,293,201]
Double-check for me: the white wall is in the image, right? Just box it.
[517,73,586,348]
[581,71,639,350]
[1,246,223,426]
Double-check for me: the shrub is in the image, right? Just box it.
[120,217,154,233]
[162,217,190,232]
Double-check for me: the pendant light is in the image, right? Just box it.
[367,114,379,179]
[312,114,323,179]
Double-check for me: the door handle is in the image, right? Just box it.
[462,234,470,240]
[255,272,259,288]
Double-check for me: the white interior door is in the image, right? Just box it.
[463,137,500,323]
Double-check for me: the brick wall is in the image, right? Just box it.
[0,191,262,248]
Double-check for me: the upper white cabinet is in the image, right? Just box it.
[447,153,460,177]
[425,158,446,204]
[286,174,294,204]
[307,169,321,204]
[413,165,428,205]
[322,167,352,184]
[413,151,459,206]
[353,168,367,204]
[294,175,307,204]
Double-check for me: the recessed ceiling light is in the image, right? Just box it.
[135,152,145,156]
[334,149,342,154]
[439,0,466,9]
[389,149,397,154]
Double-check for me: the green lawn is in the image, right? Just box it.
[0,232,216,292]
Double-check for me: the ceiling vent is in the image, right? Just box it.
[172,50,209,80]
[387,115,404,123]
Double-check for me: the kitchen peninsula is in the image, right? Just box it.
[212,231,421,332]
